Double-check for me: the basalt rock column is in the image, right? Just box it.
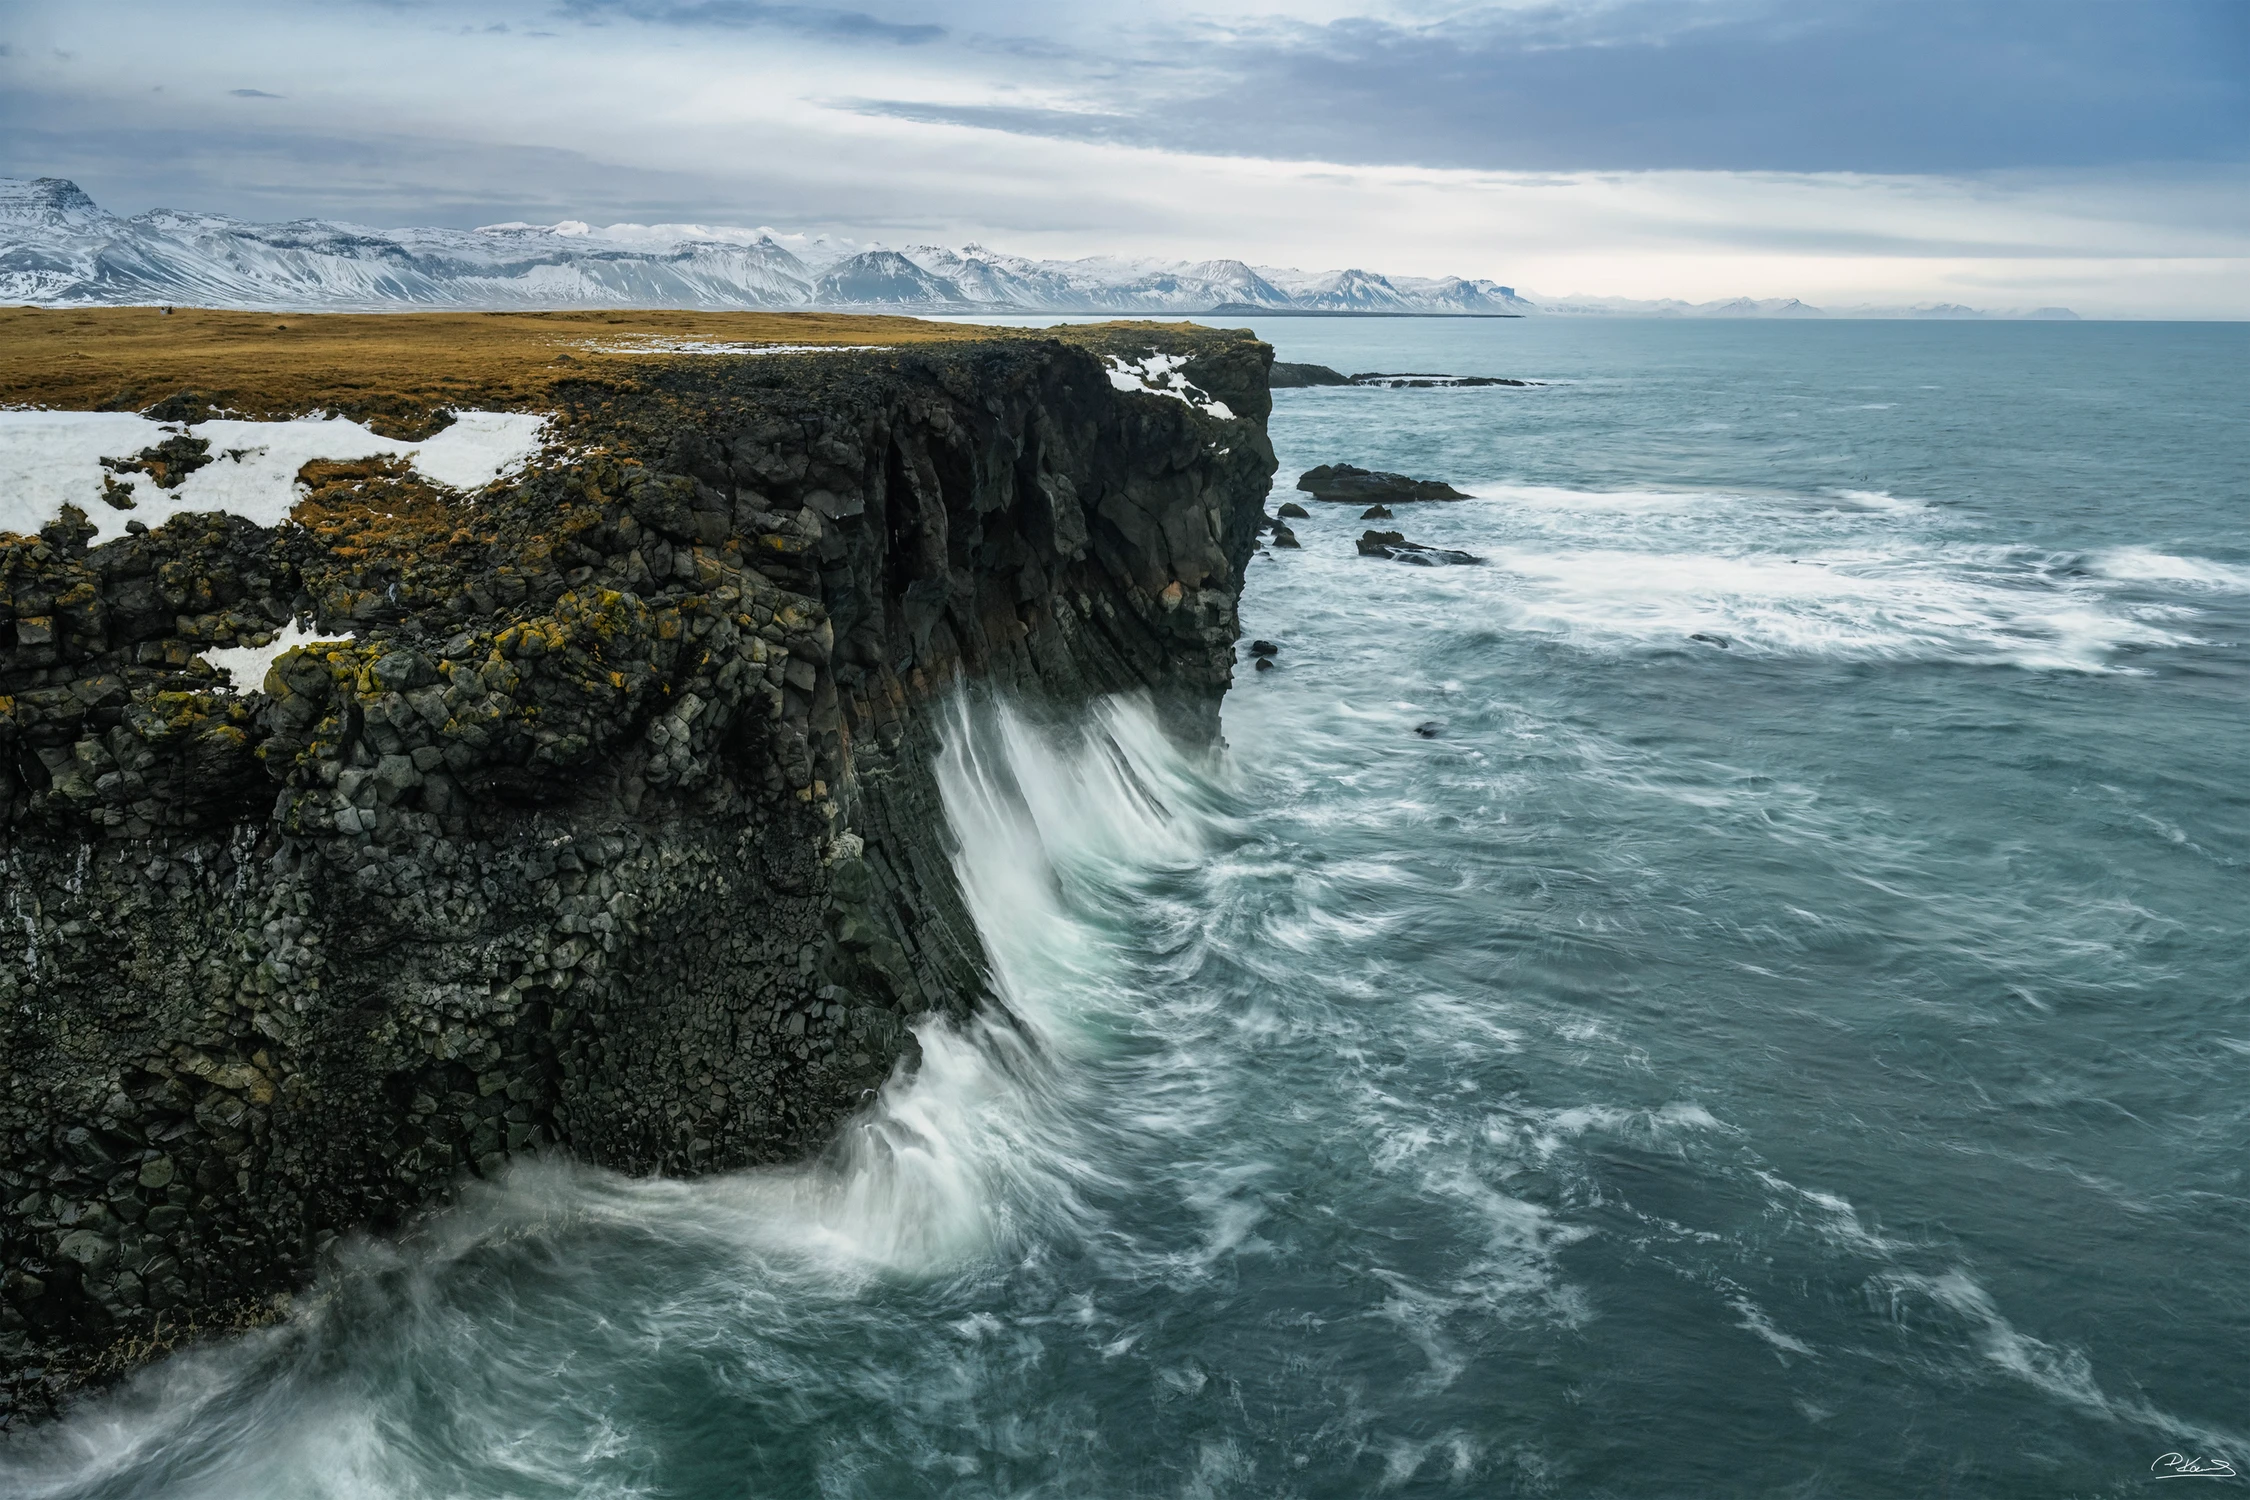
[0,323,1276,1422]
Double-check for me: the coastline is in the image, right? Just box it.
[0,309,1276,1425]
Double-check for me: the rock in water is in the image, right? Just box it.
[1361,504,1393,520]
[1689,632,1733,649]
[1297,464,1468,504]
[1415,720,1445,738]
[1268,362,1351,388]
[1276,501,1310,519]
[1248,639,1280,656]
[1255,657,1277,672]
[1272,524,1301,548]
[1356,529,1483,566]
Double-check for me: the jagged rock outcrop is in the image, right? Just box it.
[0,323,1275,1424]
[1297,465,1467,504]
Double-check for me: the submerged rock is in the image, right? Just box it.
[1298,464,1467,504]
[1689,632,1733,649]
[1415,719,1445,738]
[1355,529,1482,566]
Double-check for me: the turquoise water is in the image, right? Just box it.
[5,320,2247,1497]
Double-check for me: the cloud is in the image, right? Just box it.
[559,0,944,45]
[841,99,1150,147]
[856,0,2250,175]
[228,87,283,98]
[0,0,2243,315]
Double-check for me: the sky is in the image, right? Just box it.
[1,0,2246,315]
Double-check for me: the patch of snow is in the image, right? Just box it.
[579,339,891,357]
[0,410,547,544]
[0,411,171,541]
[199,620,354,695]
[1104,354,1235,420]
[406,411,551,492]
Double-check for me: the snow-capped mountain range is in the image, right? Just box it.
[0,177,2074,320]
[0,176,1528,316]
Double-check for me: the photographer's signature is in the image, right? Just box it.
[2153,1453,2239,1480]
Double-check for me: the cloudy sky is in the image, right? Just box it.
[2,0,2246,314]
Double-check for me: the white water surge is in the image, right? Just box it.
[1261,478,2236,673]
[0,694,1226,1498]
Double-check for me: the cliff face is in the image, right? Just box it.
[0,324,1275,1423]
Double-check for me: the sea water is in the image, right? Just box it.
[3,318,2245,1497]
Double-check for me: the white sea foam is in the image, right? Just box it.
[1829,487,1926,512]
[1886,1269,2250,1461]
[1466,480,1720,513]
[2092,546,2250,591]
[1476,543,2194,670]
[0,409,547,545]
[1263,474,2218,672]
[1731,1297,1818,1358]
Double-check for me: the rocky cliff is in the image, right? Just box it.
[0,315,1275,1425]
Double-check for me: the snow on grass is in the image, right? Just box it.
[577,339,892,356]
[1103,354,1234,419]
[199,620,355,695]
[0,410,547,545]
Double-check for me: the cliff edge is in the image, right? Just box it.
[0,310,1276,1425]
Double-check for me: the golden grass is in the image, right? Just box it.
[0,307,1019,426]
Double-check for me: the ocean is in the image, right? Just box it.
[6,317,2247,1497]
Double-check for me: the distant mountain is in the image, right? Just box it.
[1526,290,2080,320]
[0,177,2072,320]
[0,176,1536,316]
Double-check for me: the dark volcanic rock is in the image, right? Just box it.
[1298,464,1467,505]
[1248,639,1280,657]
[1275,501,1310,519]
[1356,529,1482,566]
[1360,505,1392,520]
[0,328,1276,1424]
[1271,525,1300,549]
[1267,362,1350,388]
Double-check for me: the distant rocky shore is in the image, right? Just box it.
[1268,363,1539,389]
